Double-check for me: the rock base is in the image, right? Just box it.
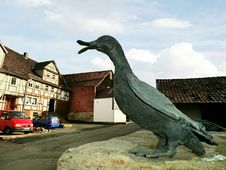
[57,130,226,170]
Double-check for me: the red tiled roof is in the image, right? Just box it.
[2,47,36,79]
[33,61,53,70]
[33,60,60,74]
[156,77,226,103]
[63,70,112,86]
[0,46,69,90]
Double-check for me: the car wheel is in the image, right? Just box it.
[4,127,12,135]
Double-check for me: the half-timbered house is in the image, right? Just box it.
[0,43,70,119]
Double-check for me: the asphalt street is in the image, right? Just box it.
[0,123,141,170]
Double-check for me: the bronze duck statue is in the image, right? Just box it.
[77,35,217,158]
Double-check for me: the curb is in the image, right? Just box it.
[62,124,73,128]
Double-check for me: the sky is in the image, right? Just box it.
[1,0,226,86]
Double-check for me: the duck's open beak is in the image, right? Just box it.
[77,40,96,54]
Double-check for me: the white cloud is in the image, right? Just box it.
[82,18,124,34]
[218,63,226,74]
[43,9,124,34]
[127,42,221,85]
[150,18,193,29]
[158,42,219,78]
[15,0,52,7]
[44,10,64,23]
[91,57,114,70]
[126,48,159,63]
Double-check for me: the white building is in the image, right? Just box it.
[94,98,126,123]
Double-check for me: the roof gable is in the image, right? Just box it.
[156,77,226,103]
[0,42,8,54]
[33,60,60,74]
[63,70,112,86]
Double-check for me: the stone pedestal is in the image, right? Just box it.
[57,130,226,170]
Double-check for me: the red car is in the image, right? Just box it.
[0,110,33,135]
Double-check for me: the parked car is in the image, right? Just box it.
[0,110,33,135]
[33,116,60,129]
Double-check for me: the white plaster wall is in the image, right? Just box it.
[0,74,26,96]
[94,98,114,122]
[0,73,6,96]
[94,98,126,123]
[113,109,126,123]
[113,102,126,123]
[43,63,59,85]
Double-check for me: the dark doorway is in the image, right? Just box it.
[48,99,55,112]
[201,103,226,128]
[5,96,16,110]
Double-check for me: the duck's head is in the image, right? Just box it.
[77,35,131,70]
[77,35,120,56]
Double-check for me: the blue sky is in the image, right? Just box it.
[1,0,226,85]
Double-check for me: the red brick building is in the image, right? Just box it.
[64,70,126,123]
[64,70,114,122]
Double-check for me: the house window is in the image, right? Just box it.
[11,77,17,85]
[52,74,56,80]
[28,82,33,87]
[26,97,32,104]
[33,112,38,118]
[51,87,54,93]
[35,82,40,89]
[45,85,49,91]
[26,96,38,105]
[35,84,40,89]
[32,98,37,105]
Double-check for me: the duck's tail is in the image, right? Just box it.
[195,119,226,131]
[192,123,218,145]
[184,123,217,156]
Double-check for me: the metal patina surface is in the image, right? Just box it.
[77,35,217,158]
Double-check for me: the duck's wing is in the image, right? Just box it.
[127,74,200,129]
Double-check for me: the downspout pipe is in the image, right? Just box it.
[22,79,30,111]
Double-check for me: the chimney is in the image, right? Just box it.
[23,52,28,59]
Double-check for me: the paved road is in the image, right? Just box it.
[0,123,141,170]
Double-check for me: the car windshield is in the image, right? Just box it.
[10,112,28,119]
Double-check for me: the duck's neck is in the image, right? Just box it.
[108,45,133,74]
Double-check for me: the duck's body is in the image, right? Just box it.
[77,35,217,158]
[113,65,209,157]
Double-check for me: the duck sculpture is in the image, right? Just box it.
[77,35,217,158]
